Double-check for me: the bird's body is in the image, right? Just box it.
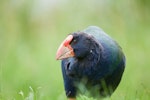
[56,26,125,99]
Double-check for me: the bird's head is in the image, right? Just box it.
[56,32,102,60]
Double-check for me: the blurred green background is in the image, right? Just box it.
[0,0,150,100]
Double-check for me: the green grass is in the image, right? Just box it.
[0,0,150,100]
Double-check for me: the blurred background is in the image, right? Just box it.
[0,0,150,100]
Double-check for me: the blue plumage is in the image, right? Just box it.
[58,26,125,99]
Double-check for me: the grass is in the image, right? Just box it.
[0,0,150,100]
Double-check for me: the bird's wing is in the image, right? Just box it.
[83,26,125,74]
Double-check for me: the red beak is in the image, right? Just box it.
[56,35,75,60]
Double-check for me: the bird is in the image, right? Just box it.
[56,26,125,100]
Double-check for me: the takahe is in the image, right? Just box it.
[56,26,125,100]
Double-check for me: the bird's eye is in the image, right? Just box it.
[73,39,77,43]
[71,39,77,44]
[70,35,78,44]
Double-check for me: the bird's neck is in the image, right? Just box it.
[78,42,103,68]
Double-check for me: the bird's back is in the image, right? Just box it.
[82,26,125,72]
[83,26,126,95]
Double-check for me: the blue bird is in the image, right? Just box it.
[56,26,125,100]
